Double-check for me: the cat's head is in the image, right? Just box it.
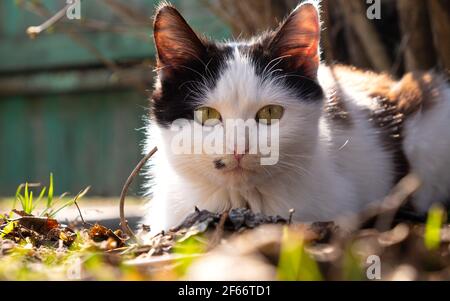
[150,1,324,186]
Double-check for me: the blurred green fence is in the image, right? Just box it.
[0,0,229,196]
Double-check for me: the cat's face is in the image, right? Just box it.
[151,2,324,186]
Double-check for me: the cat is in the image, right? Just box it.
[142,1,450,234]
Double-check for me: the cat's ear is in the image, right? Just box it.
[153,4,206,77]
[270,2,321,79]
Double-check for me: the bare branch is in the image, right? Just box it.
[119,147,158,244]
[338,0,392,72]
[397,0,436,71]
[26,2,72,38]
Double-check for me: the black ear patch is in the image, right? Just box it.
[269,2,321,80]
[153,5,207,79]
[151,41,232,127]
[151,5,233,127]
[238,2,324,102]
[151,3,324,129]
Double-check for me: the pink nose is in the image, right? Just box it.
[233,148,247,162]
[234,153,244,162]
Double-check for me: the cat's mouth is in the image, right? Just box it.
[213,157,255,174]
[224,165,245,173]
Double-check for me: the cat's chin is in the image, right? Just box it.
[215,166,264,187]
[222,166,248,175]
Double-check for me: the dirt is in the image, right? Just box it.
[1,206,449,280]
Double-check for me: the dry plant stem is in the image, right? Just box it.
[21,1,148,95]
[18,183,42,189]
[338,0,392,72]
[74,201,87,226]
[207,210,229,251]
[428,0,450,70]
[101,0,150,25]
[374,173,422,231]
[346,173,421,231]
[320,0,334,64]
[120,146,158,243]
[334,173,421,232]
[26,2,71,38]
[397,0,436,71]
[22,1,120,72]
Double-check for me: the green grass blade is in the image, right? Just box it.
[47,173,54,209]
[32,187,47,211]
[22,183,29,213]
[13,184,24,210]
[173,236,206,277]
[0,221,16,238]
[425,204,446,250]
[277,227,322,281]
[27,191,33,214]
[48,199,75,218]
[38,187,47,202]
[48,186,90,218]
[16,195,24,211]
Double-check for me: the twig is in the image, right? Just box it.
[20,1,150,95]
[391,35,411,76]
[321,0,334,64]
[101,0,150,26]
[428,0,450,71]
[119,146,158,244]
[207,210,229,250]
[397,0,436,71]
[345,173,422,231]
[288,209,295,225]
[199,0,241,36]
[374,173,422,231]
[17,183,42,189]
[338,0,392,72]
[21,1,120,72]
[74,200,86,226]
[26,2,72,39]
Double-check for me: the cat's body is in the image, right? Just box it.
[142,2,450,234]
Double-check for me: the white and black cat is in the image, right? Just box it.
[142,1,450,233]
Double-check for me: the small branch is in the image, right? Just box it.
[119,147,158,244]
[20,1,151,94]
[74,200,86,226]
[428,0,450,71]
[339,0,392,72]
[200,0,242,37]
[101,0,150,25]
[348,173,422,231]
[397,0,436,71]
[374,173,422,231]
[26,2,71,39]
[320,0,334,65]
[207,210,229,250]
[288,209,295,225]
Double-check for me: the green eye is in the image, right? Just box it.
[256,105,284,125]
[195,107,222,126]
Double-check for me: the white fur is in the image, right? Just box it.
[403,85,450,211]
[142,45,450,234]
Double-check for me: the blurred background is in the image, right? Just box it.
[0,0,449,198]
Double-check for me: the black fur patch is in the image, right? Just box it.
[151,42,233,127]
[152,35,324,128]
[239,34,324,102]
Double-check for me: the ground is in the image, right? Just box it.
[1,195,450,280]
